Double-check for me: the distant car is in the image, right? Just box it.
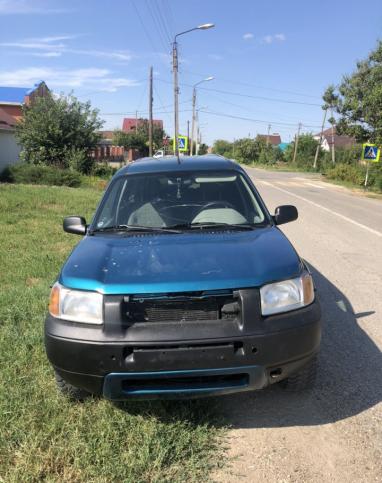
[153,150,164,158]
[45,155,321,400]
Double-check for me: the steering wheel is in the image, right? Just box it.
[193,201,235,218]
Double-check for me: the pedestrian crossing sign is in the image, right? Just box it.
[173,135,188,152]
[362,143,380,162]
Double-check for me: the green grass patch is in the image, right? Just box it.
[0,184,225,482]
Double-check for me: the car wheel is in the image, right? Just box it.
[281,356,318,392]
[55,371,91,401]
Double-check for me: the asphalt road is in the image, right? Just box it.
[216,168,382,482]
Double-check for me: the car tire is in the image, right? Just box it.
[281,356,318,392]
[55,371,91,401]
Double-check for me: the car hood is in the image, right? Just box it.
[60,227,302,294]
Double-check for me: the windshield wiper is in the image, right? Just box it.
[168,222,257,230]
[90,224,182,234]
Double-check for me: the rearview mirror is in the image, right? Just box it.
[63,216,87,235]
[273,205,298,225]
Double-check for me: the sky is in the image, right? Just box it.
[1,0,382,144]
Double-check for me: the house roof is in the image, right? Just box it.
[256,134,282,146]
[316,127,355,148]
[0,86,30,104]
[0,107,17,131]
[98,130,114,140]
[122,117,164,132]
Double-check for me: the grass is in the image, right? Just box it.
[0,183,225,482]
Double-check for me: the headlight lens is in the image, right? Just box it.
[49,283,103,324]
[260,272,314,316]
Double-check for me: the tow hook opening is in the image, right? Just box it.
[270,368,282,379]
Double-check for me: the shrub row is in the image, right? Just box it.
[0,162,118,188]
[325,163,382,191]
[0,164,82,187]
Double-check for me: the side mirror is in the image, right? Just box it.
[63,216,87,235]
[273,205,298,225]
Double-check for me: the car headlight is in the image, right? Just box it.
[260,272,314,316]
[49,282,103,324]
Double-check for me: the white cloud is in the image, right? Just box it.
[0,0,71,14]
[262,33,286,44]
[31,52,62,58]
[1,41,67,50]
[0,67,140,92]
[243,33,254,40]
[0,35,132,61]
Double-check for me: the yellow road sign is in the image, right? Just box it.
[173,135,188,152]
[362,143,380,163]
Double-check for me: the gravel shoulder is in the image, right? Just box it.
[214,168,382,482]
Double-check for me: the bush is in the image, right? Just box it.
[325,163,365,185]
[92,162,117,178]
[0,164,82,187]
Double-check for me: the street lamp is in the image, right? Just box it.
[173,23,215,157]
[191,76,214,156]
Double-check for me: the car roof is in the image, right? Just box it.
[114,155,243,177]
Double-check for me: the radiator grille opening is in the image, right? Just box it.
[121,373,249,392]
[123,291,240,323]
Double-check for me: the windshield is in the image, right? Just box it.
[92,170,266,230]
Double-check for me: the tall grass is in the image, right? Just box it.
[0,184,224,482]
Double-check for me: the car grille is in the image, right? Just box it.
[123,291,239,323]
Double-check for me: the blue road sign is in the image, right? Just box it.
[362,143,380,162]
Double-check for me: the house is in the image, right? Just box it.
[0,82,49,171]
[256,133,282,146]
[0,108,19,172]
[94,130,125,164]
[122,117,163,132]
[314,127,355,151]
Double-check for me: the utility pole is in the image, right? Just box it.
[191,86,196,156]
[148,66,153,157]
[172,24,215,158]
[313,108,327,169]
[196,111,200,155]
[292,123,302,164]
[330,107,335,164]
[187,120,190,154]
[266,124,271,146]
[135,110,138,133]
[172,40,179,157]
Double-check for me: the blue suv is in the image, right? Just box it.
[45,156,321,400]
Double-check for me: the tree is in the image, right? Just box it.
[212,139,232,157]
[333,41,382,144]
[16,93,103,173]
[233,138,264,164]
[113,130,147,152]
[284,133,320,168]
[113,119,166,155]
[198,143,208,155]
[137,119,165,151]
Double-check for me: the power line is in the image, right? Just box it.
[203,90,323,126]
[155,78,322,107]
[150,0,172,43]
[182,68,322,100]
[162,0,175,37]
[101,109,192,116]
[132,0,165,54]
[145,0,170,51]
[198,109,323,129]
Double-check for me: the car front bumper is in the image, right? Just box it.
[45,295,321,399]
